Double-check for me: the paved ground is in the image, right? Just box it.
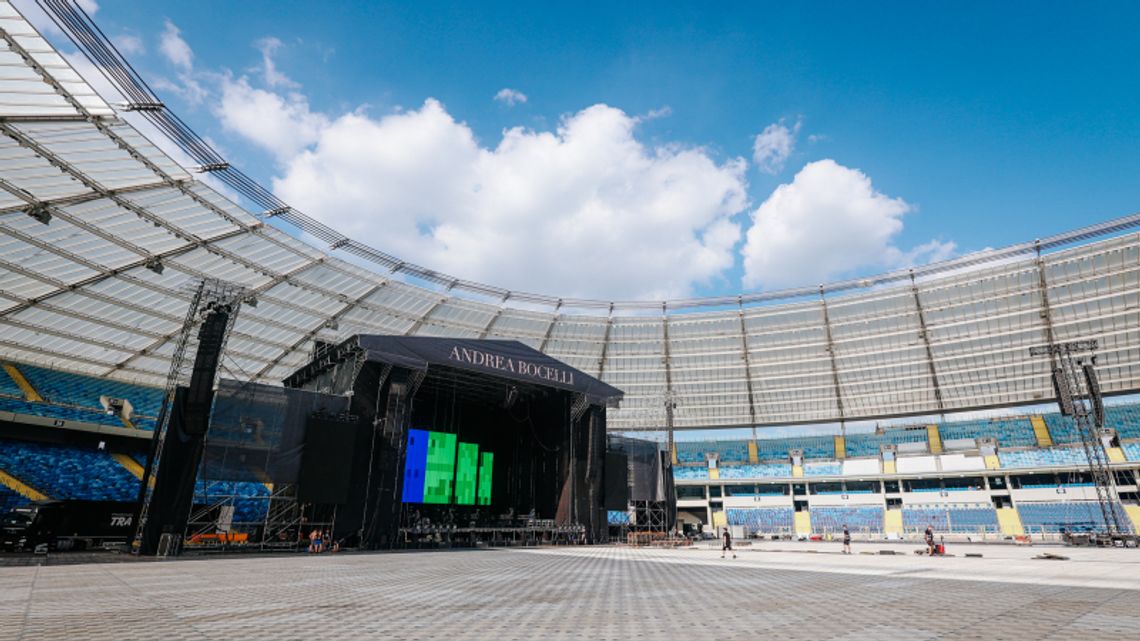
[2,543,1140,640]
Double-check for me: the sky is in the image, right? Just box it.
[19,1,1140,302]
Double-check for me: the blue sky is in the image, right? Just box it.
[33,1,1140,301]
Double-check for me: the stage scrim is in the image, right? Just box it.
[284,336,624,549]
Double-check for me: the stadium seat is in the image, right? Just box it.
[718,463,792,479]
[725,507,794,533]
[0,440,140,501]
[938,417,1037,448]
[1017,501,1133,534]
[16,363,164,418]
[673,466,709,480]
[845,429,928,458]
[810,506,883,533]
[803,461,842,476]
[902,506,999,533]
[999,446,1088,469]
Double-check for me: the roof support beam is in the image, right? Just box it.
[910,271,945,414]
[254,283,385,380]
[0,177,178,216]
[537,300,563,353]
[1035,241,1060,368]
[595,303,615,380]
[819,287,847,425]
[737,298,760,438]
[477,293,510,339]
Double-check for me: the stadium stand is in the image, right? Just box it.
[1000,446,1089,469]
[845,429,928,458]
[725,507,794,532]
[1042,415,1083,445]
[755,435,835,461]
[810,506,884,533]
[195,481,270,523]
[719,464,792,479]
[0,485,25,514]
[1124,442,1140,462]
[1106,405,1140,440]
[938,418,1037,448]
[675,440,749,464]
[1017,502,1133,533]
[673,467,708,480]
[803,461,842,477]
[0,368,23,398]
[902,506,1000,533]
[0,396,126,427]
[0,440,139,501]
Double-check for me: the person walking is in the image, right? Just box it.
[721,527,736,559]
[842,524,851,554]
[924,524,936,556]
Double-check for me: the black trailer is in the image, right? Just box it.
[1,500,136,552]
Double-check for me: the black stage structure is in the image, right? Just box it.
[284,336,624,549]
[605,434,677,542]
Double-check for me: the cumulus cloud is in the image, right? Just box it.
[269,100,748,299]
[159,19,193,70]
[113,33,144,55]
[741,159,955,289]
[752,118,801,174]
[256,37,298,89]
[493,88,527,107]
[214,74,328,160]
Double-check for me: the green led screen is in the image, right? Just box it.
[476,451,494,506]
[455,442,479,505]
[423,431,457,504]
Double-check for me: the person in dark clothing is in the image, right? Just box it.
[842,524,851,554]
[924,524,936,555]
[721,528,735,559]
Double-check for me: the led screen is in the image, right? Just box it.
[402,430,492,506]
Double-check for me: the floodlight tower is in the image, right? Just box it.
[1029,339,1125,537]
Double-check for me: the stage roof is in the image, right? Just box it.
[0,1,1138,431]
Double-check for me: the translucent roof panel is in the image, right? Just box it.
[0,2,1138,431]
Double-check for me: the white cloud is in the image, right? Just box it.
[256,37,298,89]
[159,19,193,70]
[741,159,954,289]
[267,100,748,299]
[493,88,527,107]
[113,33,144,56]
[76,0,98,14]
[752,118,801,174]
[214,74,328,161]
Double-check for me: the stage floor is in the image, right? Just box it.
[2,542,1140,640]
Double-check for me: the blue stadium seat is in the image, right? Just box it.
[0,485,27,514]
[673,466,709,480]
[1017,501,1132,533]
[718,463,792,479]
[725,507,794,532]
[15,363,164,418]
[675,440,749,464]
[0,396,126,427]
[607,510,631,526]
[803,461,842,476]
[1123,442,1140,462]
[0,440,140,501]
[999,446,1088,469]
[1104,405,1140,440]
[845,428,928,458]
[1042,415,1082,445]
[902,506,999,533]
[810,506,883,533]
[0,368,23,398]
[938,417,1037,448]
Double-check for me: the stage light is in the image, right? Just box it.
[503,385,519,409]
[145,256,164,275]
[25,205,51,225]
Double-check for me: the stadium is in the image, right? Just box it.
[2,1,1140,638]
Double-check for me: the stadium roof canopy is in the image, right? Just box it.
[1,1,1138,431]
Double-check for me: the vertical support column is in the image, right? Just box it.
[910,271,945,414]
[537,300,563,354]
[1034,241,1059,367]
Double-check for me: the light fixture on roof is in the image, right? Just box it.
[245,295,258,308]
[116,101,164,112]
[25,204,51,225]
[145,256,164,275]
[194,162,230,173]
[324,319,339,331]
